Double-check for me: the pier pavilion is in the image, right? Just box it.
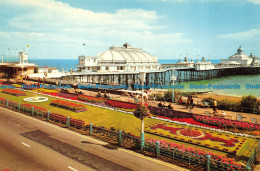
[77,43,160,72]
[221,46,259,66]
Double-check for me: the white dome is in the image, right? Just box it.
[97,44,158,64]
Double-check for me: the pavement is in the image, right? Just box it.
[0,106,189,171]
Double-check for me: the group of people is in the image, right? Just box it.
[97,91,111,99]
[158,101,173,110]
[186,96,194,109]
[133,91,149,104]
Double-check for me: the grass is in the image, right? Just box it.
[0,89,258,163]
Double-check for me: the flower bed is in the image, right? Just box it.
[194,115,260,131]
[105,100,137,109]
[147,138,243,169]
[78,95,106,103]
[157,116,219,129]
[146,122,246,154]
[2,89,26,96]
[36,88,59,94]
[50,99,87,112]
[20,104,47,111]
[179,129,203,138]
[56,92,77,98]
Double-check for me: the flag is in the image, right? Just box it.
[27,45,30,47]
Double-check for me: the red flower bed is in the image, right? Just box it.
[105,100,137,109]
[21,104,47,111]
[179,129,202,138]
[150,124,182,135]
[196,133,239,147]
[2,89,26,96]
[157,116,219,129]
[50,99,87,112]
[55,93,78,100]
[49,113,67,123]
[78,95,106,103]
[194,115,260,131]
[70,118,85,128]
[147,139,242,169]
[0,97,6,101]
[149,124,240,148]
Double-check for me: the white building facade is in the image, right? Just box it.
[221,46,259,66]
[77,43,160,72]
[194,57,215,70]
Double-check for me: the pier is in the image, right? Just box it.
[175,66,260,82]
[61,69,174,89]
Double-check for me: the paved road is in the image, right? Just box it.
[0,107,188,171]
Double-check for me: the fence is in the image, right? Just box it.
[0,98,256,170]
[247,141,260,170]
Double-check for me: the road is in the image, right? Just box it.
[0,107,188,171]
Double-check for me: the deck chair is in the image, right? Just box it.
[236,114,242,121]
[251,118,257,124]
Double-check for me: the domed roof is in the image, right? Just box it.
[236,45,244,55]
[97,44,158,64]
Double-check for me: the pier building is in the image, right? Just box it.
[194,57,215,70]
[175,57,195,67]
[77,43,160,72]
[0,52,36,78]
[221,46,259,66]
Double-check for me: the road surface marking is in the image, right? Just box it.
[21,142,30,147]
[68,166,78,171]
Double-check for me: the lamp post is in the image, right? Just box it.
[139,71,146,150]
[171,74,176,103]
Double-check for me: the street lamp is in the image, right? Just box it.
[139,71,146,104]
[171,74,176,103]
[139,71,146,150]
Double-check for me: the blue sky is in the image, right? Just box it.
[0,0,259,60]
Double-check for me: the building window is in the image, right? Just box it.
[106,66,109,70]
[97,66,100,70]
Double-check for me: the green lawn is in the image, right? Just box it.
[0,89,258,164]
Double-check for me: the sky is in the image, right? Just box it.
[0,0,259,60]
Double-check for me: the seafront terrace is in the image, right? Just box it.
[1,78,260,123]
[1,78,260,170]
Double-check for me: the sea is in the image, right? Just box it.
[28,59,260,97]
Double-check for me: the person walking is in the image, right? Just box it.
[186,96,190,109]
[190,96,194,109]
[213,99,218,114]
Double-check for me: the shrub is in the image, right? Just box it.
[155,93,164,101]
[217,100,240,111]
[240,95,258,113]
[163,90,173,102]
[202,97,214,106]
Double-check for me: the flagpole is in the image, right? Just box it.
[82,43,85,55]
